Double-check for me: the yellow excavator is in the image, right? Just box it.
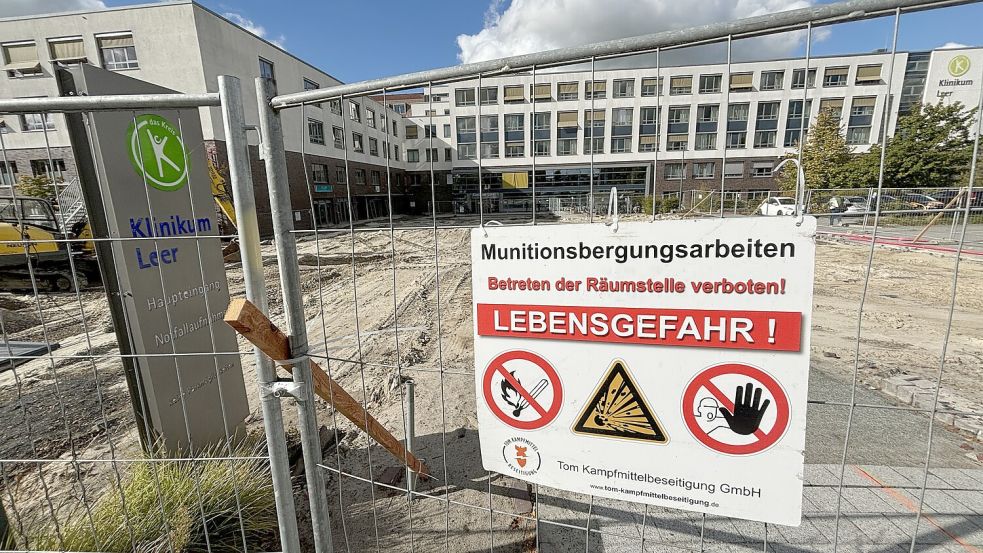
[0,195,99,291]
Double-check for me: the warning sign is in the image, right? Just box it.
[482,350,563,430]
[682,363,790,455]
[472,217,815,526]
[573,360,667,443]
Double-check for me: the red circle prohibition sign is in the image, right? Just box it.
[482,350,563,430]
[682,363,790,455]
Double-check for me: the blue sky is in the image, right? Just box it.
[96,0,982,84]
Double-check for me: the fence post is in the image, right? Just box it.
[255,77,334,553]
[218,75,302,553]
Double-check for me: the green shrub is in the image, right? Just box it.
[17,443,277,552]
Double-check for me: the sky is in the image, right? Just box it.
[2,0,982,84]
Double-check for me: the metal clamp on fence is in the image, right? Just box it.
[265,380,309,402]
[605,187,620,233]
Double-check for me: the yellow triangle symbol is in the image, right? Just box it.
[573,360,668,444]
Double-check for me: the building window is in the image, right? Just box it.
[329,99,342,116]
[585,110,605,132]
[407,149,420,162]
[366,108,376,128]
[823,66,849,87]
[394,146,400,161]
[425,148,439,162]
[760,70,784,91]
[458,144,476,160]
[533,112,551,131]
[791,68,816,89]
[558,138,577,155]
[457,116,476,139]
[349,101,361,122]
[20,112,54,132]
[308,119,324,145]
[724,161,743,178]
[699,74,722,94]
[850,97,876,117]
[613,79,635,98]
[311,163,328,184]
[751,162,773,177]
[405,124,419,139]
[353,168,365,185]
[332,127,344,148]
[506,142,525,157]
[753,131,776,148]
[666,134,688,151]
[669,76,692,95]
[424,124,437,138]
[480,115,499,134]
[479,86,498,105]
[726,132,746,149]
[612,108,633,128]
[693,162,714,179]
[455,88,475,106]
[639,135,658,152]
[728,104,750,121]
[258,56,274,80]
[729,72,754,92]
[696,105,719,123]
[335,167,346,183]
[530,83,551,102]
[48,37,86,66]
[0,161,17,186]
[303,78,321,107]
[352,132,364,153]
[787,99,812,119]
[371,171,382,187]
[846,126,871,145]
[584,137,604,154]
[611,137,631,153]
[585,80,606,100]
[640,107,660,125]
[668,106,689,124]
[756,102,780,120]
[784,129,805,147]
[558,82,578,101]
[641,77,662,97]
[3,42,41,77]
[855,64,882,85]
[30,159,65,180]
[664,162,685,179]
[97,34,138,71]
[504,85,524,103]
[694,132,716,150]
[819,98,844,119]
[533,140,550,156]
[369,137,379,156]
[445,147,453,161]
[505,114,524,132]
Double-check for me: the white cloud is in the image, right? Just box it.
[939,41,969,50]
[457,0,825,67]
[223,12,286,48]
[0,0,106,17]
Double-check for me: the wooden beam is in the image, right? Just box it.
[225,298,431,477]
[912,189,964,243]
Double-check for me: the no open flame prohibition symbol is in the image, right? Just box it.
[482,350,563,431]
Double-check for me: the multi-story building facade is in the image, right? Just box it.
[396,47,982,212]
[0,0,409,233]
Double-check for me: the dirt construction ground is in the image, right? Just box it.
[1,217,982,551]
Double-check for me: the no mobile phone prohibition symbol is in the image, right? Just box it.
[482,350,563,430]
[682,363,790,455]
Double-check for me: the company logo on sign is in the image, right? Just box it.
[502,437,541,476]
[127,114,189,191]
[948,55,971,78]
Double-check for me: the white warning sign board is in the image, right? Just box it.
[472,217,816,526]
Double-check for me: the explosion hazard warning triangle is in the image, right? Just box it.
[573,360,668,443]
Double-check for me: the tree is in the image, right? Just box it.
[777,108,853,193]
[877,100,977,187]
[15,174,57,201]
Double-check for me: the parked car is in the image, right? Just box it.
[842,196,869,217]
[932,188,983,208]
[757,196,799,216]
[900,193,943,210]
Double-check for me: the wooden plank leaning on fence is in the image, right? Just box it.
[225,298,431,478]
[913,188,965,243]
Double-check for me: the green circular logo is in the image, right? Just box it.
[126,114,189,191]
[948,55,971,78]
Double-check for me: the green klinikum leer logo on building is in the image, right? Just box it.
[127,114,189,191]
[948,55,971,78]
